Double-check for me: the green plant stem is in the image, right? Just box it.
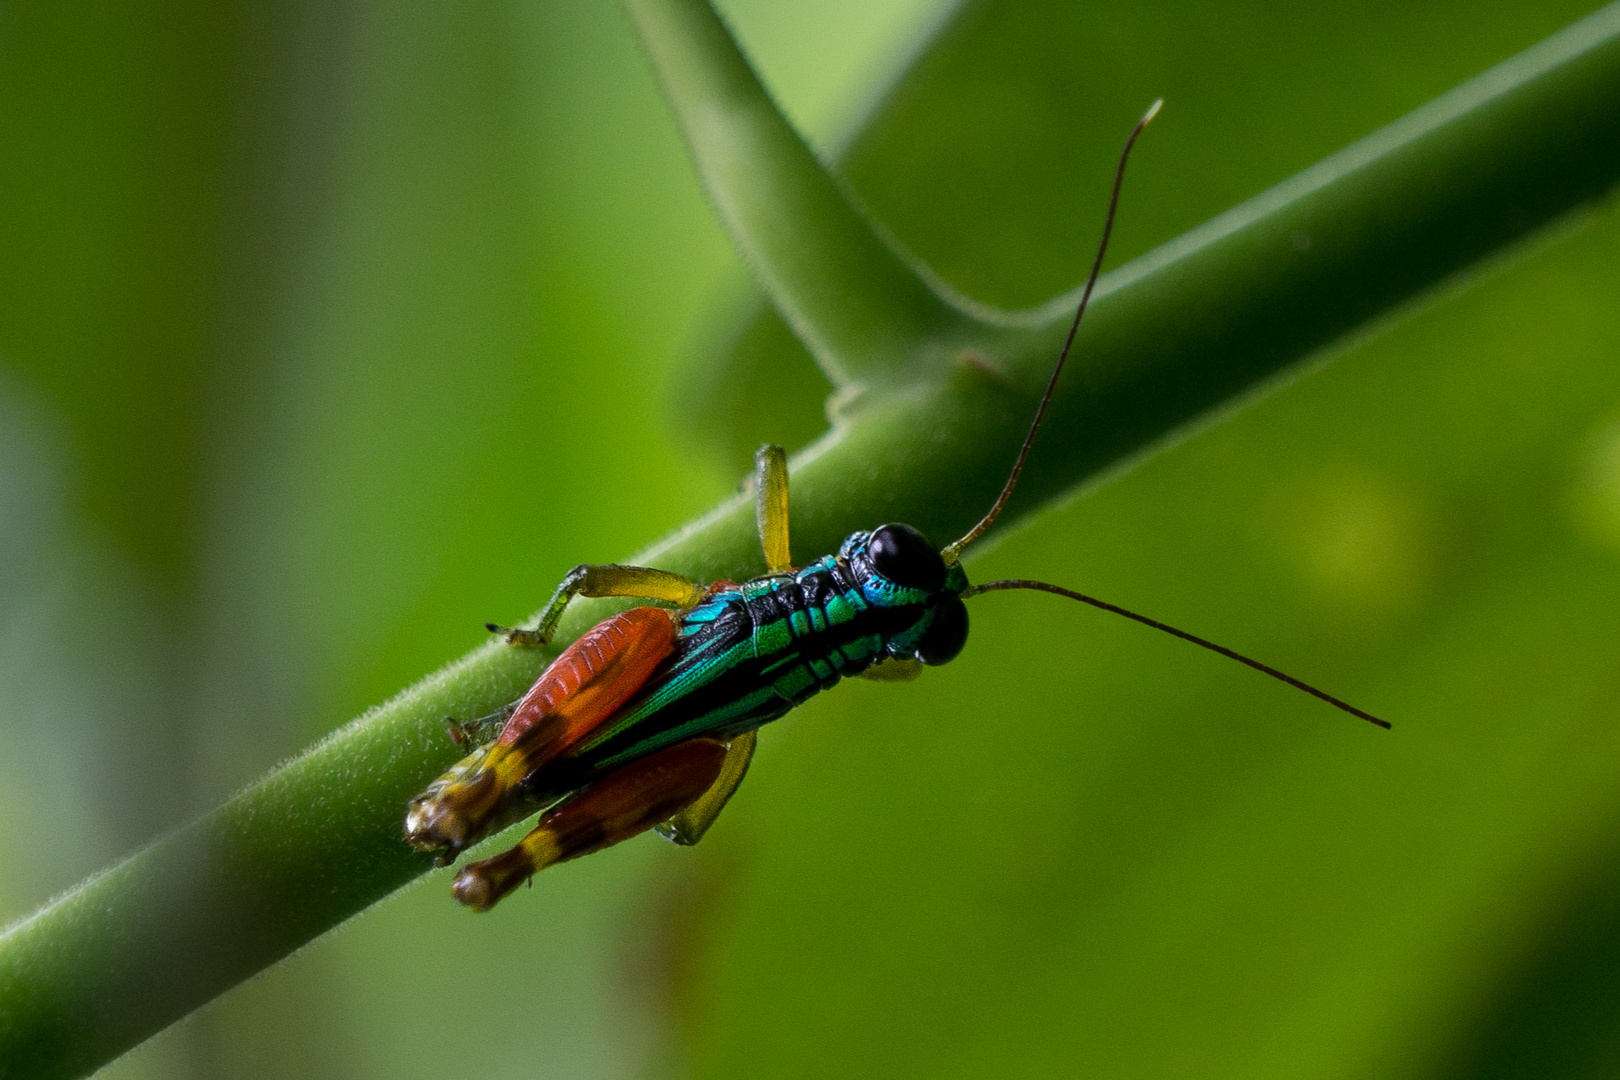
[6,2,1620,1077]
[946,0,1620,532]
[625,0,975,386]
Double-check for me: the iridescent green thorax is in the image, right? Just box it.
[539,531,963,790]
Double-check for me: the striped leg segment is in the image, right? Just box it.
[406,607,680,861]
[451,738,730,911]
[754,444,792,573]
[499,563,705,647]
[655,730,756,845]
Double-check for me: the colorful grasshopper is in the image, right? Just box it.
[405,101,1387,911]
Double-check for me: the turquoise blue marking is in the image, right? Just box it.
[576,543,954,774]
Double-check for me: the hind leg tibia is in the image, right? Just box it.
[450,738,728,910]
[656,730,757,845]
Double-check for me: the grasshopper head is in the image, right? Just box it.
[841,523,971,666]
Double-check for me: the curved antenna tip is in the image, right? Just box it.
[941,104,1163,562]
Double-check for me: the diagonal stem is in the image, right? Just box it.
[6,4,1620,1078]
[624,0,977,387]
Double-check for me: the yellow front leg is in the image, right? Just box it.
[497,563,704,646]
[754,444,792,573]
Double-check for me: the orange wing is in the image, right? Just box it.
[492,605,679,781]
[405,605,680,859]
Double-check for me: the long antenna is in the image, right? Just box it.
[963,579,1390,729]
[942,98,1162,565]
[936,100,1388,731]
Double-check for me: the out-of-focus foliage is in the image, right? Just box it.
[2,1,1619,1079]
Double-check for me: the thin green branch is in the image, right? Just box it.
[625,0,975,386]
[6,3,1620,1077]
[940,0,1620,533]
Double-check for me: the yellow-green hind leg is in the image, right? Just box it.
[755,444,792,573]
[655,730,757,846]
[497,564,704,647]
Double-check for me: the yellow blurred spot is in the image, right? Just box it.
[1278,471,1431,610]
[1569,416,1620,549]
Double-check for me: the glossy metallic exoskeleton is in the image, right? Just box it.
[404,468,984,910]
[404,101,1386,912]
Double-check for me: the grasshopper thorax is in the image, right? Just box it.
[840,523,971,666]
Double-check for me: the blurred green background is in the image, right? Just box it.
[4,0,1620,1077]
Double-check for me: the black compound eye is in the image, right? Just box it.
[915,596,969,666]
[868,523,946,592]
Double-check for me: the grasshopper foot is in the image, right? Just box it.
[486,621,546,647]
